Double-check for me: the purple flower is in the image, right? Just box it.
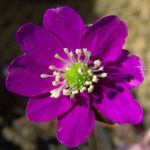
[6,6,144,147]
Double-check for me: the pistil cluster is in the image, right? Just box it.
[40,48,107,99]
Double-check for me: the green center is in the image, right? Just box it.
[63,62,90,88]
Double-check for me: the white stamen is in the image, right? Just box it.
[50,90,60,98]
[70,52,76,63]
[85,81,92,86]
[85,51,91,64]
[83,48,88,54]
[63,89,71,95]
[64,48,69,53]
[64,48,75,63]
[72,89,78,95]
[50,81,67,98]
[83,48,88,63]
[55,75,60,81]
[54,54,68,63]
[83,48,91,64]
[93,67,104,72]
[88,69,93,76]
[53,71,60,76]
[75,49,82,62]
[92,75,99,83]
[98,73,107,78]
[49,65,59,71]
[40,74,53,78]
[93,60,101,68]
[52,81,60,86]
[88,85,94,93]
[80,87,86,93]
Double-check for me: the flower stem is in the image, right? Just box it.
[88,126,98,150]
[88,122,113,150]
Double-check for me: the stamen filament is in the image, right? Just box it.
[50,81,67,98]
[88,69,93,76]
[70,52,77,63]
[63,89,71,95]
[85,51,91,64]
[93,67,104,72]
[75,49,82,62]
[98,73,107,78]
[92,60,101,69]
[64,48,76,63]
[80,86,86,93]
[40,74,54,78]
[92,75,99,83]
[54,54,68,63]
[49,65,59,71]
[88,85,94,93]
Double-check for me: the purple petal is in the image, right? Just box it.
[43,6,86,50]
[80,15,127,63]
[105,50,144,89]
[16,23,68,68]
[57,94,95,147]
[6,55,53,97]
[26,94,73,122]
[93,81,143,124]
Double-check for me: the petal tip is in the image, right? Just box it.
[16,23,35,44]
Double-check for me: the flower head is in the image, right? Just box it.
[6,6,144,147]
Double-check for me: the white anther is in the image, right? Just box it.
[50,90,60,98]
[83,48,88,53]
[78,67,84,75]
[88,69,93,76]
[99,67,104,71]
[54,53,68,63]
[64,48,69,53]
[85,81,92,86]
[75,49,82,55]
[80,87,86,93]
[54,54,61,59]
[72,89,78,95]
[88,85,94,93]
[83,48,91,64]
[92,75,99,83]
[75,49,82,62]
[63,89,71,95]
[53,71,60,76]
[55,75,60,81]
[40,74,52,78]
[69,52,73,57]
[52,81,60,86]
[50,81,67,98]
[70,94,75,99]
[70,52,76,63]
[94,60,101,68]
[49,65,57,70]
[93,67,104,72]
[64,48,76,63]
[98,73,107,78]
